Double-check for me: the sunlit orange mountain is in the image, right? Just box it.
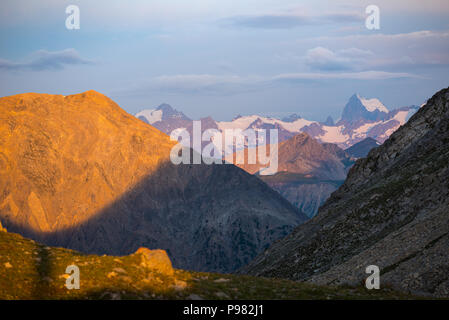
[0,90,306,273]
[234,132,348,180]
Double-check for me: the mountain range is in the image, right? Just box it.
[136,94,420,150]
[134,95,417,218]
[242,86,449,297]
[1,86,446,299]
[0,91,306,273]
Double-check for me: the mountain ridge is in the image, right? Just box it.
[136,94,420,149]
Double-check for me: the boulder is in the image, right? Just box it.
[135,247,174,276]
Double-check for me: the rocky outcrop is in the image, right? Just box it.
[135,247,174,276]
[0,91,306,273]
[242,87,449,297]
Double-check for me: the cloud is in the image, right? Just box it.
[272,71,423,81]
[114,71,421,97]
[226,11,364,29]
[337,48,374,58]
[314,30,449,43]
[304,46,374,71]
[305,47,350,71]
[0,49,94,71]
[228,14,312,29]
[119,74,265,96]
[297,30,449,70]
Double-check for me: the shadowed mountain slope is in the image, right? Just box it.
[242,87,449,297]
[0,91,306,273]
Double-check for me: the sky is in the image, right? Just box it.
[0,0,448,121]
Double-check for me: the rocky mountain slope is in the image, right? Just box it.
[0,91,306,273]
[236,133,347,180]
[136,94,419,149]
[242,87,449,297]
[235,133,350,217]
[0,229,413,300]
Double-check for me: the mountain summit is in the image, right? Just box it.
[340,94,389,123]
[136,103,192,134]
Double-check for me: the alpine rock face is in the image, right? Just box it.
[340,94,389,123]
[242,87,449,297]
[0,91,307,273]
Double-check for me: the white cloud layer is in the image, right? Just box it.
[296,30,449,70]
[304,47,374,71]
[226,11,364,29]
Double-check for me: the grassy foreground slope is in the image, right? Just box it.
[0,229,415,300]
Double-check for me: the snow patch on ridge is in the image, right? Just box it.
[394,110,410,125]
[135,109,163,124]
[358,94,389,113]
[316,125,350,143]
[217,116,316,132]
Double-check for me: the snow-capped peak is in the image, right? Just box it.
[357,94,389,113]
[135,109,162,124]
[136,103,191,124]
